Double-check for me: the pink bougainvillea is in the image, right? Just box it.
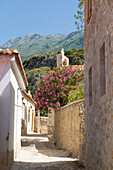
[34,66,84,113]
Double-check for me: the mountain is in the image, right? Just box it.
[0,31,84,61]
[1,33,42,48]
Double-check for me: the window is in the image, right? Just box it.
[100,43,106,97]
[87,0,92,23]
[89,66,92,106]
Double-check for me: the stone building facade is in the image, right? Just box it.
[84,0,113,169]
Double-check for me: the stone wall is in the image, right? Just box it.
[57,54,62,67]
[21,119,27,136]
[84,1,113,169]
[34,117,38,133]
[34,116,48,134]
[47,108,55,141]
[40,117,48,134]
[54,100,84,158]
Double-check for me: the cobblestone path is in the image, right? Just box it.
[10,134,85,170]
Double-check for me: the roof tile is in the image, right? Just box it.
[0,49,28,87]
[71,65,84,70]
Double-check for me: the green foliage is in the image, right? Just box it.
[40,110,48,117]
[57,51,61,54]
[25,67,51,97]
[74,0,84,30]
[27,73,35,82]
[68,86,84,103]
[65,50,72,55]
[65,49,84,56]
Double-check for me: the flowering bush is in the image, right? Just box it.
[34,66,84,113]
[68,85,84,103]
[63,59,67,66]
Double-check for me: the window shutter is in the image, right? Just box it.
[28,109,30,122]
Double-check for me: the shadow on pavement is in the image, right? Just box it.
[11,160,85,170]
[11,134,85,170]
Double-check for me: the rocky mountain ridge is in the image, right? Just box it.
[1,33,42,48]
[1,31,84,61]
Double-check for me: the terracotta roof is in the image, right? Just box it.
[22,91,36,105]
[0,49,28,87]
[71,65,84,70]
[57,54,62,56]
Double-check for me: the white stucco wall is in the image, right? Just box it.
[9,68,22,158]
[62,54,69,66]
[0,62,11,167]
[57,49,69,67]
[0,56,26,167]
[22,97,35,134]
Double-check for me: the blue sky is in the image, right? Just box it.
[0,0,78,46]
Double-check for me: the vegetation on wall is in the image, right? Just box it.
[34,66,84,113]
[24,49,84,100]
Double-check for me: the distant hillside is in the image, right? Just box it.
[24,49,84,97]
[0,31,84,61]
[23,49,84,70]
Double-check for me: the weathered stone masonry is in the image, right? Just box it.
[34,116,48,134]
[52,100,84,158]
[84,0,113,169]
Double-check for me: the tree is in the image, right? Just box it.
[74,0,84,30]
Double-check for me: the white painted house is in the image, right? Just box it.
[22,90,36,135]
[0,49,28,169]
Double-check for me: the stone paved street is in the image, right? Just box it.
[10,134,85,170]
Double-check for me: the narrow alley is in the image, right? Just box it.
[11,134,85,170]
